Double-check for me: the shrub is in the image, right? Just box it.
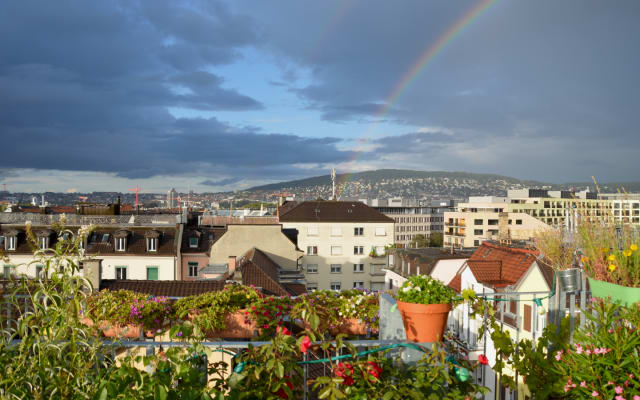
[396,275,457,305]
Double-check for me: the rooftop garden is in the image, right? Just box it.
[0,224,639,399]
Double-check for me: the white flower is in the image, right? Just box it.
[414,287,421,292]
[402,286,412,293]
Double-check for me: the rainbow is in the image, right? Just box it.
[335,0,497,198]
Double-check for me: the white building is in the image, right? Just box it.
[279,201,394,291]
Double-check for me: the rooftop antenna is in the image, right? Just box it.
[331,168,337,201]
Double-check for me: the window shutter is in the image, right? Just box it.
[523,304,532,332]
[509,300,517,314]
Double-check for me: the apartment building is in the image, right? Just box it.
[443,188,640,248]
[0,213,184,281]
[358,198,455,247]
[279,201,394,291]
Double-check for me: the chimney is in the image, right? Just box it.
[498,212,509,242]
[82,258,103,293]
[228,256,237,279]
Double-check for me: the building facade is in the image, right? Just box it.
[279,201,394,291]
[358,198,456,247]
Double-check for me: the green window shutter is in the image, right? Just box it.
[147,267,159,280]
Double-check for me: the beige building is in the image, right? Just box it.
[444,188,639,248]
[279,201,394,291]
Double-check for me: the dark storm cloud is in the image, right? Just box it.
[246,0,640,181]
[0,0,352,181]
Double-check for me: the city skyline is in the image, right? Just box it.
[1,0,639,192]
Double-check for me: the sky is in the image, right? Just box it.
[0,0,639,193]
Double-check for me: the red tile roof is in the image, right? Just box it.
[239,248,300,296]
[466,242,543,288]
[100,279,225,296]
[278,201,393,223]
[448,274,462,293]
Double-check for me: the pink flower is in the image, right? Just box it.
[575,344,584,354]
[616,386,624,394]
[592,391,599,397]
[555,350,563,361]
[633,396,640,400]
[585,349,592,355]
[616,396,625,400]
[299,336,311,354]
[609,381,614,386]
[581,381,587,388]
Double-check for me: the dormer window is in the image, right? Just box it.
[116,237,126,252]
[6,236,15,251]
[147,237,157,252]
[189,237,198,248]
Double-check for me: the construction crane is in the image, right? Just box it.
[128,186,141,208]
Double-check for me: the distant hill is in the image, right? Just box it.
[245,169,640,199]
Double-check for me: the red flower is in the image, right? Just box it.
[264,310,270,316]
[299,336,311,354]
[365,361,382,381]
[477,354,489,365]
[275,380,293,399]
[333,362,354,386]
[263,324,269,329]
[251,306,256,311]
[276,326,291,336]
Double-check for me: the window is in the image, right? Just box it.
[6,236,16,251]
[474,229,483,235]
[509,300,517,315]
[3,265,11,279]
[353,246,364,255]
[307,282,318,292]
[515,219,523,225]
[146,266,159,281]
[353,281,364,289]
[331,226,342,236]
[188,262,198,277]
[36,265,44,278]
[307,225,318,236]
[116,266,127,280]
[147,238,157,252]
[354,227,364,236]
[331,246,342,255]
[375,246,385,255]
[330,282,342,291]
[330,264,342,273]
[116,237,126,252]
[488,219,499,225]
[189,237,198,248]
[375,227,386,236]
[370,264,384,274]
[474,240,480,246]
[523,304,532,332]
[38,237,48,250]
[306,264,318,273]
[353,263,364,273]
[474,219,483,225]
[307,246,318,255]
[101,234,110,243]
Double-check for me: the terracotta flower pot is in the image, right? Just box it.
[396,301,451,342]
[330,318,368,336]
[189,310,257,339]
[99,321,142,339]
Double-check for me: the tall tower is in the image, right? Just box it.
[331,168,337,201]
[167,188,177,208]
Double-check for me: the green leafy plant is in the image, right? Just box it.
[86,289,147,327]
[396,275,458,305]
[172,284,261,334]
[248,295,295,339]
[551,300,640,398]
[335,289,379,331]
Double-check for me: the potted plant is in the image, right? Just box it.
[290,290,340,333]
[395,275,457,342]
[332,289,379,336]
[172,284,261,338]
[535,229,582,292]
[578,220,640,305]
[248,295,295,339]
[85,289,145,338]
[368,246,384,258]
[130,296,172,337]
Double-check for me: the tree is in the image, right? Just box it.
[428,232,443,247]
[410,234,429,248]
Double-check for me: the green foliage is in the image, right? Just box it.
[172,284,261,333]
[428,232,443,247]
[551,300,640,398]
[248,295,294,340]
[86,289,147,326]
[312,340,488,400]
[396,275,457,305]
[410,234,429,248]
